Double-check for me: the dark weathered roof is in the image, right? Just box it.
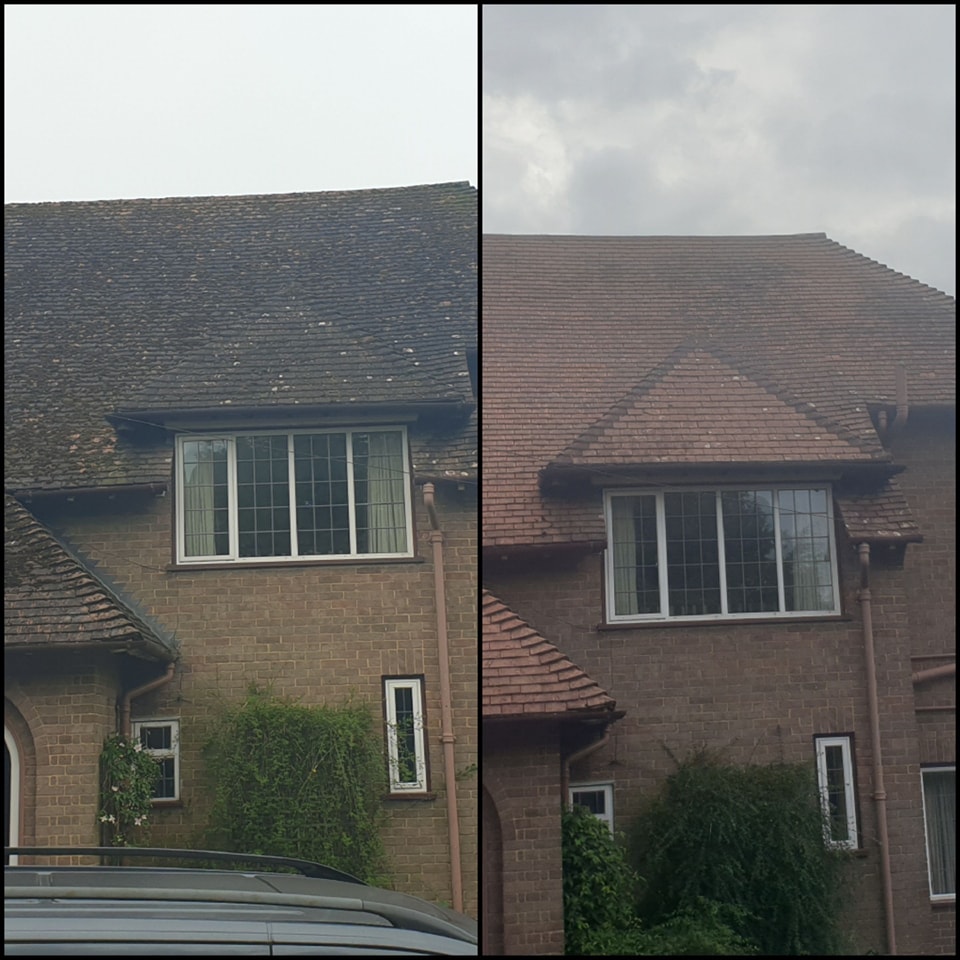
[5,183,476,492]
[4,495,176,659]
[835,480,923,543]
[482,233,955,546]
[482,590,617,719]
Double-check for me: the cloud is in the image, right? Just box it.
[482,4,956,295]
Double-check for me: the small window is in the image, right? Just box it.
[132,720,180,801]
[814,735,858,849]
[176,428,413,563]
[921,765,955,900]
[569,782,614,833]
[384,678,428,793]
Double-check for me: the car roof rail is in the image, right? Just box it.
[4,846,366,884]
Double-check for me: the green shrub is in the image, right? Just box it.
[203,687,388,883]
[561,803,638,955]
[629,750,850,955]
[581,898,756,955]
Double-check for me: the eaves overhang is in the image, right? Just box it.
[9,482,169,501]
[483,708,626,724]
[108,400,475,432]
[539,458,902,494]
[5,636,177,664]
[483,540,606,566]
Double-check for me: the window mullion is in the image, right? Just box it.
[716,490,728,615]
[656,493,668,616]
[773,489,786,612]
[287,434,298,557]
[346,431,357,554]
[227,438,239,560]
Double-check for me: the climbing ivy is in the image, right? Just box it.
[202,687,388,883]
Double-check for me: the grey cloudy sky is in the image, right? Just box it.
[483,4,956,296]
[5,4,477,203]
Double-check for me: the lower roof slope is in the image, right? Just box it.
[482,589,617,720]
[4,495,175,660]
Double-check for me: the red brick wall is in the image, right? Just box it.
[483,721,565,955]
[29,480,477,914]
[484,417,955,955]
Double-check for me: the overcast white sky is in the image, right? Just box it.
[5,4,477,203]
[484,4,956,296]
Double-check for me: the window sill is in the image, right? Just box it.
[149,798,183,809]
[384,792,436,802]
[598,614,853,630]
[167,556,424,572]
[930,896,956,907]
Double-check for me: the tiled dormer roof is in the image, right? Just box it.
[482,590,617,719]
[5,182,476,492]
[483,233,955,547]
[4,495,175,660]
[553,346,882,469]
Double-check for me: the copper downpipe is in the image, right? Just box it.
[423,482,464,913]
[120,662,176,738]
[561,730,611,809]
[858,543,897,955]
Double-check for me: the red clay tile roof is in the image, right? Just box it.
[4,495,175,660]
[482,233,955,547]
[554,346,879,467]
[482,589,617,719]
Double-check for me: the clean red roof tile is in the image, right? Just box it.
[482,589,617,719]
[555,347,876,467]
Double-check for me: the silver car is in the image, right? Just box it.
[4,846,478,955]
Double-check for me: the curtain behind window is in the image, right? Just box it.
[182,439,227,557]
[924,769,956,896]
[358,431,407,554]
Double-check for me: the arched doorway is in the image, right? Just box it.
[481,786,504,954]
[5,726,21,864]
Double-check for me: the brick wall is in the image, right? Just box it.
[484,418,955,955]
[5,655,120,865]
[28,479,477,914]
[483,721,566,955]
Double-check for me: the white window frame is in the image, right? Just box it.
[604,485,841,623]
[921,765,956,901]
[175,426,414,564]
[569,782,614,833]
[384,678,428,794]
[5,727,20,865]
[132,719,180,802]
[815,735,859,849]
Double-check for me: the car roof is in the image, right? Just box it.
[5,847,477,954]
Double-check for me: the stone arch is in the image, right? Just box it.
[4,695,38,858]
[481,784,505,955]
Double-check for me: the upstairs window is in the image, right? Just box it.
[176,428,413,563]
[605,486,839,622]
